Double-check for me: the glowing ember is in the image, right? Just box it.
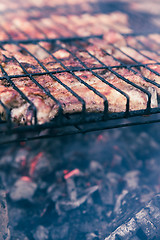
[64,169,80,179]
[97,134,107,142]
[29,152,43,176]
[63,170,68,175]
[21,176,31,182]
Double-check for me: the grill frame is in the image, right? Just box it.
[0,34,160,143]
[0,2,160,143]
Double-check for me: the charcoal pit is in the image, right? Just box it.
[0,122,160,239]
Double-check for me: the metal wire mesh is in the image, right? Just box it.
[0,1,160,143]
[0,34,160,137]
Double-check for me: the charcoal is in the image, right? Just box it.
[47,183,65,202]
[9,231,29,240]
[76,218,98,234]
[94,204,105,220]
[135,209,157,238]
[66,178,77,201]
[0,147,29,170]
[105,218,138,240]
[150,194,160,209]
[0,155,13,167]
[146,195,160,231]
[105,194,160,240]
[99,172,122,206]
[50,223,69,240]
[0,191,10,240]
[124,171,140,190]
[105,208,113,220]
[104,172,121,203]
[8,208,25,227]
[14,149,29,169]
[89,161,104,177]
[110,154,122,167]
[55,170,66,180]
[114,189,128,215]
[9,177,37,202]
[86,232,99,240]
[140,186,154,203]
[56,194,91,213]
[29,153,54,179]
[99,182,114,205]
[33,225,49,240]
[145,158,160,172]
[1,111,160,239]
[56,186,98,213]
[37,180,48,190]
[113,189,142,223]
[106,172,121,188]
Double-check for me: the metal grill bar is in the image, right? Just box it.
[9,54,63,119]
[137,37,160,61]
[0,25,12,40]
[0,35,103,45]
[0,56,38,125]
[55,42,130,116]
[18,44,86,120]
[118,44,160,77]
[59,42,150,113]
[70,41,152,110]
[0,63,156,81]
[123,32,160,37]
[38,43,109,119]
[126,43,160,63]
[1,113,160,145]
[29,21,48,39]
[0,10,104,42]
[100,47,160,109]
[109,43,160,88]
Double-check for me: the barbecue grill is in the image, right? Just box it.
[0,0,160,145]
[1,1,160,240]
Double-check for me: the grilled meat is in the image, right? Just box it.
[0,38,158,124]
[0,5,159,125]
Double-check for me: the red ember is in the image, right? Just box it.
[21,176,31,182]
[64,169,80,179]
[29,152,44,176]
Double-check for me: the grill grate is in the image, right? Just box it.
[0,1,160,143]
[0,34,160,144]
